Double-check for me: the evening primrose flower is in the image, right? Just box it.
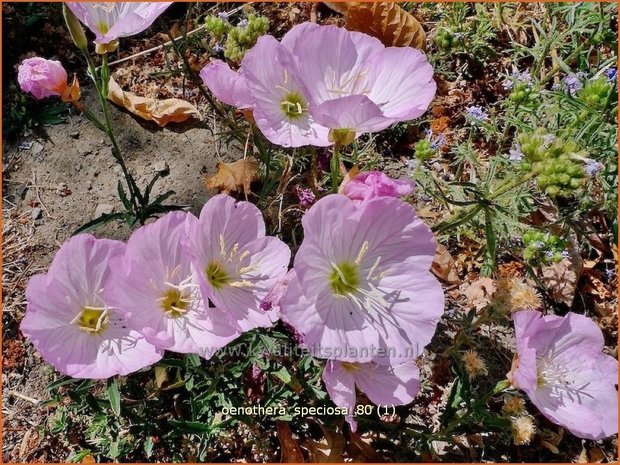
[105,212,241,359]
[18,58,68,100]
[20,235,162,379]
[66,2,172,52]
[509,310,618,440]
[184,194,291,332]
[280,194,444,364]
[322,359,420,431]
[342,171,413,204]
[284,24,436,139]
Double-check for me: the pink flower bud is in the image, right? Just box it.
[17,58,68,100]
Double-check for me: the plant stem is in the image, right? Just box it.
[433,171,535,233]
[84,51,141,215]
[331,141,342,192]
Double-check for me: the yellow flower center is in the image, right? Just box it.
[75,306,109,334]
[160,288,190,318]
[205,261,230,289]
[280,91,307,121]
[329,262,360,295]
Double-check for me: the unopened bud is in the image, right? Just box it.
[63,4,88,52]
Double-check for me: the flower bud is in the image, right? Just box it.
[18,57,68,100]
[63,4,88,52]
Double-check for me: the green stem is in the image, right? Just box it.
[331,141,342,193]
[84,51,141,214]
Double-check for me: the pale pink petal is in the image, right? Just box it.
[354,361,420,406]
[321,360,358,430]
[200,60,253,109]
[366,47,436,120]
[310,95,394,133]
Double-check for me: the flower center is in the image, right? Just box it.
[280,92,307,121]
[536,354,574,389]
[75,306,109,334]
[160,288,190,318]
[330,262,360,295]
[205,261,230,289]
[340,361,362,373]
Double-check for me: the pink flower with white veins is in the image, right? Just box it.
[280,194,444,364]
[105,212,241,359]
[322,359,420,431]
[66,2,172,45]
[200,30,331,148]
[20,235,162,379]
[510,310,618,440]
[183,194,291,332]
[281,24,436,137]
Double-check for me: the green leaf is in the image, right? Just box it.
[73,212,124,235]
[106,378,121,416]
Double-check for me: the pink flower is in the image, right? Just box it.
[511,310,618,440]
[184,194,291,332]
[18,58,68,100]
[66,2,172,45]
[342,171,413,204]
[283,24,436,135]
[280,194,444,364]
[201,34,331,148]
[20,235,162,379]
[105,212,241,359]
[322,360,420,431]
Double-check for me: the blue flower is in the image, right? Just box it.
[604,67,617,82]
[465,105,489,122]
[583,159,604,177]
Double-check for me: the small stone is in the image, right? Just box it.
[55,182,72,197]
[30,207,42,220]
[153,161,170,175]
[113,165,123,175]
[69,131,80,139]
[86,180,93,190]
[74,164,82,172]
[94,203,114,218]
[31,141,44,156]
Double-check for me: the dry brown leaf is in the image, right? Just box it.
[431,243,461,285]
[276,421,305,463]
[460,277,496,310]
[345,430,387,462]
[301,428,345,463]
[205,157,259,196]
[541,259,577,306]
[107,77,201,127]
[340,3,426,50]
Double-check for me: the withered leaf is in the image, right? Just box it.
[460,277,496,310]
[206,157,259,196]
[107,77,201,127]
[431,243,461,285]
[541,259,577,307]
[276,421,305,463]
[301,428,345,463]
[331,2,427,50]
